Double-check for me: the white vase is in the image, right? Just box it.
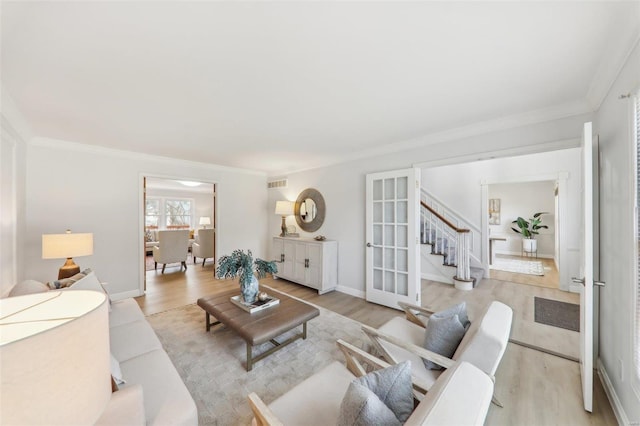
[523,238,537,253]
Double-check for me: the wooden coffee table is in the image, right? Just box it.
[197,288,320,371]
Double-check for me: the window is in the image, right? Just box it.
[145,197,194,229]
[145,198,160,228]
[165,199,193,227]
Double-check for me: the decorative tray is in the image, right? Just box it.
[230,295,280,314]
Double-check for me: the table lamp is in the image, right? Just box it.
[275,201,294,237]
[0,290,111,425]
[42,230,94,279]
[199,216,211,229]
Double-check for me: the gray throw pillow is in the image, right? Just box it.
[435,302,470,328]
[337,361,413,425]
[422,314,467,370]
[337,382,401,426]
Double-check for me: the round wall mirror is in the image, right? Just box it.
[295,188,326,232]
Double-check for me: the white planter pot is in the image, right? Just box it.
[523,238,537,253]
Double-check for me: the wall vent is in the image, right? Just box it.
[268,179,288,189]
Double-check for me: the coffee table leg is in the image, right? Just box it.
[204,312,220,332]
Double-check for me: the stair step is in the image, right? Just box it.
[470,266,485,288]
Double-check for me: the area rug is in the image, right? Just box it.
[490,257,544,276]
[146,300,367,425]
[534,297,580,332]
[145,255,196,271]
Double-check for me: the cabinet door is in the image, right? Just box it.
[293,242,307,282]
[282,240,296,278]
[305,243,323,288]
[272,238,284,263]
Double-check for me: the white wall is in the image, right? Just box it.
[0,89,30,296]
[594,39,640,423]
[268,113,591,297]
[488,181,556,258]
[25,138,267,299]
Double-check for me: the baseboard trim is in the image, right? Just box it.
[597,358,631,426]
[495,250,555,259]
[421,272,453,284]
[336,285,365,299]
[111,289,143,301]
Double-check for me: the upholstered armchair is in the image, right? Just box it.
[192,228,214,267]
[152,230,189,273]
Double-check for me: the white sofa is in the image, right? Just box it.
[5,274,198,425]
[104,298,198,425]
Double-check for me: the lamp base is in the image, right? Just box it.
[58,258,80,279]
[279,216,287,237]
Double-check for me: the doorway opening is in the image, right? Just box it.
[487,179,559,289]
[140,176,217,294]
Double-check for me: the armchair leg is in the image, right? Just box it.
[154,261,157,270]
[202,258,206,267]
[162,264,166,273]
[491,395,504,408]
[193,256,197,264]
[182,261,187,270]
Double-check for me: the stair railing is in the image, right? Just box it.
[420,200,471,281]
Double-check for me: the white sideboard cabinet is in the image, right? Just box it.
[272,237,338,294]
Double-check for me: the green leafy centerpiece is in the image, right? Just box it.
[216,249,278,304]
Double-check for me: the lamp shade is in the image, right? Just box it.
[275,201,294,216]
[42,232,93,259]
[0,290,110,425]
[199,217,211,226]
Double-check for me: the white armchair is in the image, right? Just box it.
[192,228,214,267]
[152,230,189,273]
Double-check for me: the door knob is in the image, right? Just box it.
[366,242,372,248]
[571,277,585,284]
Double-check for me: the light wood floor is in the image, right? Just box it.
[136,263,617,425]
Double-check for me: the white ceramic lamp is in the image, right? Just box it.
[275,201,294,237]
[199,217,211,229]
[0,290,110,425]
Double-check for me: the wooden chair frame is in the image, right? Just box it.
[247,339,426,426]
[362,303,503,407]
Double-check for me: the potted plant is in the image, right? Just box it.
[216,249,278,303]
[511,212,549,254]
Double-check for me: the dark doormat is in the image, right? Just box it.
[534,297,580,332]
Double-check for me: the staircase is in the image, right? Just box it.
[420,190,484,290]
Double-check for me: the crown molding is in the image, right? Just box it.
[0,85,33,142]
[413,138,581,170]
[586,24,640,110]
[272,100,592,177]
[28,137,266,176]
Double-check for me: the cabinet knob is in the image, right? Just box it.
[280,254,284,262]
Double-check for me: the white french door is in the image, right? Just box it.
[575,122,595,412]
[365,168,421,309]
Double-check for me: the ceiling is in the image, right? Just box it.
[146,178,214,194]
[2,1,639,175]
